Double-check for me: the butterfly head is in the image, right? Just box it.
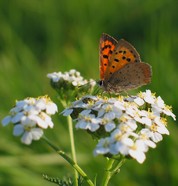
[97,80,107,91]
[97,79,112,93]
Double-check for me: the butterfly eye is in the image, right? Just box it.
[98,80,103,86]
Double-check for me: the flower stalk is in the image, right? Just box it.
[101,158,115,186]
[101,157,125,186]
[67,115,78,186]
[42,136,94,186]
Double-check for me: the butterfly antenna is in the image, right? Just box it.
[92,85,102,95]
[77,80,99,95]
[123,90,129,97]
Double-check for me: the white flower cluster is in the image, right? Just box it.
[2,96,58,145]
[47,69,96,87]
[62,90,176,163]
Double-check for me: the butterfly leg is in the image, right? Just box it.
[123,91,129,97]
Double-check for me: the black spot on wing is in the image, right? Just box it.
[109,50,113,54]
[102,45,112,51]
[114,58,119,62]
[127,58,131,62]
[103,55,108,59]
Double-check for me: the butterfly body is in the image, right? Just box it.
[99,33,152,93]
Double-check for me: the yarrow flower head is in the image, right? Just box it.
[2,96,58,145]
[47,69,96,100]
[62,90,176,164]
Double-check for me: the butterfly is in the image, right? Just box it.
[99,33,152,93]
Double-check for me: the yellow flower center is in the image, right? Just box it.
[150,123,158,132]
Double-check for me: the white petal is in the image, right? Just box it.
[122,138,134,146]
[29,115,48,128]
[72,81,78,86]
[125,120,137,130]
[62,108,73,116]
[10,106,22,113]
[129,149,146,164]
[13,124,24,136]
[156,96,165,108]
[163,108,176,120]
[46,102,58,114]
[105,123,116,132]
[135,140,148,151]
[98,109,105,117]
[76,120,88,130]
[144,90,155,104]
[116,142,129,155]
[142,117,152,126]
[11,112,24,123]
[21,116,34,125]
[43,114,54,128]
[114,101,126,111]
[36,99,46,110]
[109,143,119,155]
[91,117,101,124]
[138,110,148,117]
[2,116,12,126]
[104,112,115,120]
[15,100,27,110]
[151,132,163,142]
[21,131,33,145]
[134,97,145,106]
[88,123,100,132]
[31,128,43,140]
[145,140,156,148]
[154,117,163,126]
[125,96,135,102]
[151,106,161,116]
[157,126,169,135]
[80,109,92,115]
[24,105,39,115]
[47,72,61,82]
[94,138,111,155]
[125,107,137,117]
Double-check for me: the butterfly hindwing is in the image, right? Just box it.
[105,62,152,92]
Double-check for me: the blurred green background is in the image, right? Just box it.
[0,0,178,185]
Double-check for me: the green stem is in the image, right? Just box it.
[67,115,78,186]
[101,157,125,186]
[42,136,94,186]
[59,100,78,186]
[101,158,115,186]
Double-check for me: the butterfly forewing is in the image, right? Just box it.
[104,39,141,81]
[99,33,117,80]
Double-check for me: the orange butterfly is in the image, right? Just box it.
[99,33,152,93]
